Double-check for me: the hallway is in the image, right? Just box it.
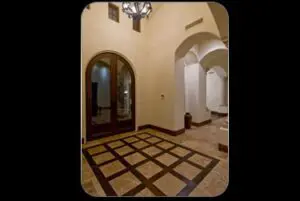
[82,117,228,197]
[81,2,229,197]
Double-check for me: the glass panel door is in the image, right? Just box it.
[116,57,134,132]
[87,53,135,140]
[89,55,112,136]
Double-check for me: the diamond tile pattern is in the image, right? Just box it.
[132,141,149,149]
[82,131,219,197]
[136,188,155,196]
[107,141,125,149]
[124,152,147,165]
[155,153,179,166]
[142,146,162,156]
[174,162,202,180]
[146,137,162,144]
[136,161,162,179]
[170,147,191,157]
[109,172,141,195]
[153,173,186,196]
[88,145,106,155]
[137,133,151,139]
[115,146,134,156]
[188,154,212,167]
[156,141,175,150]
[124,137,139,143]
[92,152,115,165]
[99,160,126,178]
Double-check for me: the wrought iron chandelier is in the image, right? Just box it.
[122,2,152,20]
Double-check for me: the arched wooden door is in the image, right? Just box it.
[86,53,135,141]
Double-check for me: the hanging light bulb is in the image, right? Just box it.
[122,2,152,20]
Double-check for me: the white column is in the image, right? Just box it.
[174,58,186,130]
[184,66,189,113]
[198,66,211,122]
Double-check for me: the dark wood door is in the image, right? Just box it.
[86,53,135,141]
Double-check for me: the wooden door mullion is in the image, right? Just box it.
[111,54,118,133]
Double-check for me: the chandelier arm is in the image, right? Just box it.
[141,2,146,15]
[127,5,134,15]
[122,2,152,20]
[134,2,138,13]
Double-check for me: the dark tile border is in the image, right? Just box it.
[137,125,185,136]
[82,131,220,196]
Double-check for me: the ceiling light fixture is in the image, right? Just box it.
[122,2,152,20]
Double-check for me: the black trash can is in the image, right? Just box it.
[184,113,192,129]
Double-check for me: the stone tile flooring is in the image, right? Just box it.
[82,117,228,197]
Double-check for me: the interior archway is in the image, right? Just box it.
[174,32,228,130]
[200,49,228,73]
[183,51,199,66]
[86,52,136,141]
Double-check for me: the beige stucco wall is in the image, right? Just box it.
[81,2,152,140]
[144,2,220,130]
[81,2,223,140]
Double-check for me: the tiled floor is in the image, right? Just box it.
[82,117,228,197]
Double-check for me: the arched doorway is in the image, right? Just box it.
[86,52,136,140]
[174,32,228,129]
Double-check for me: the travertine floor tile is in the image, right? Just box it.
[93,152,115,165]
[155,153,179,166]
[188,154,212,167]
[132,141,149,149]
[142,146,162,156]
[137,133,151,139]
[109,172,141,195]
[82,168,94,182]
[192,166,227,197]
[87,145,107,155]
[136,161,162,179]
[156,141,175,150]
[174,162,202,180]
[99,160,126,178]
[153,173,186,196]
[189,184,212,197]
[170,147,191,157]
[145,137,162,144]
[107,141,125,149]
[91,177,106,196]
[124,152,147,165]
[135,188,155,196]
[115,145,134,156]
[82,117,229,197]
[82,179,98,196]
[124,137,139,143]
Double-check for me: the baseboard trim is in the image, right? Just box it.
[138,124,185,136]
[211,111,228,117]
[137,124,152,131]
[192,119,212,127]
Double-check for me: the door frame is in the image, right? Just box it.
[85,52,136,141]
